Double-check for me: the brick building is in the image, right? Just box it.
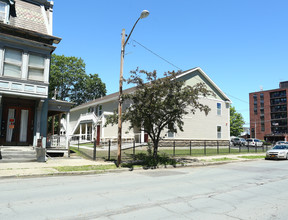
[249,81,288,142]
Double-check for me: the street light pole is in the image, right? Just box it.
[117,10,149,167]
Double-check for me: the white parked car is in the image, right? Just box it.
[245,138,263,147]
[265,144,288,160]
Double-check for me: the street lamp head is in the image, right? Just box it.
[140,10,149,19]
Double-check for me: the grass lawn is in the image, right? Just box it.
[54,164,117,172]
[157,147,267,156]
[238,155,265,159]
[70,145,268,161]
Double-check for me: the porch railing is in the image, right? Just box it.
[47,135,67,149]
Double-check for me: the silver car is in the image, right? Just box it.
[265,144,288,160]
[245,138,263,147]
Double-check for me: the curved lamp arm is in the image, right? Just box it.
[124,10,150,48]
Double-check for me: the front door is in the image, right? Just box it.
[2,98,35,146]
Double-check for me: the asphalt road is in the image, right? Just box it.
[1,159,288,220]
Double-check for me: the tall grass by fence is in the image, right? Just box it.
[70,140,272,161]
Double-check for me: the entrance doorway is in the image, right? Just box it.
[2,98,35,145]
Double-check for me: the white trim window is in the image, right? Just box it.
[95,105,102,116]
[28,53,45,81]
[0,1,9,24]
[217,126,222,139]
[217,103,221,115]
[3,48,22,78]
[167,123,175,138]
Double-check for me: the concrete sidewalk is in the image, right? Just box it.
[0,153,266,178]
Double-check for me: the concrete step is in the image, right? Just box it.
[0,146,36,162]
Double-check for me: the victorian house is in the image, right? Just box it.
[0,0,71,156]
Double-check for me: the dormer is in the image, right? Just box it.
[0,0,11,24]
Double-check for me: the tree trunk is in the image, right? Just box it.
[153,141,159,159]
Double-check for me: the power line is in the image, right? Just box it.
[132,39,182,71]
[225,93,249,104]
[132,39,252,116]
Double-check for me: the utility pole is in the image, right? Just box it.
[117,10,150,167]
[117,29,125,167]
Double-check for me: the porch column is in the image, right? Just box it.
[92,123,95,141]
[52,115,55,135]
[141,129,145,143]
[79,123,82,141]
[85,123,88,140]
[65,112,70,149]
[58,113,62,135]
[34,100,44,147]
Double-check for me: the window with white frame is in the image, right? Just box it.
[217,126,221,139]
[217,103,221,115]
[94,105,102,116]
[0,1,9,24]
[97,105,102,116]
[167,123,175,138]
[3,48,22,78]
[28,53,45,81]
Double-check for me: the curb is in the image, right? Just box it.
[0,157,265,179]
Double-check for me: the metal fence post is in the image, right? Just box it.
[217,141,219,154]
[93,139,96,160]
[68,140,70,158]
[173,141,175,156]
[190,140,192,156]
[204,141,206,156]
[78,138,79,150]
[239,144,241,153]
[228,141,230,153]
[255,145,258,153]
[133,140,135,156]
[248,145,250,153]
[108,140,111,161]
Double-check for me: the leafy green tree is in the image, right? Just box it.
[107,69,213,159]
[230,106,245,136]
[49,54,106,105]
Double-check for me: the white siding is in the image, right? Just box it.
[171,97,229,140]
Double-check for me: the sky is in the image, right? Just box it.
[52,0,288,126]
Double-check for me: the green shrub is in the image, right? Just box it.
[123,145,176,169]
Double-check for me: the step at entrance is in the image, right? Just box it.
[0,146,36,163]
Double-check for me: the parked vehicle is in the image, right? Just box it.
[231,138,241,146]
[240,138,247,146]
[231,138,246,146]
[275,141,288,145]
[265,144,288,160]
[245,138,263,147]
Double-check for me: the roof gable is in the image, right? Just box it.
[71,67,231,112]
[176,67,231,102]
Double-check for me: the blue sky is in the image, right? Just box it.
[52,0,288,125]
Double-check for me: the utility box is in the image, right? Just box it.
[36,139,46,162]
